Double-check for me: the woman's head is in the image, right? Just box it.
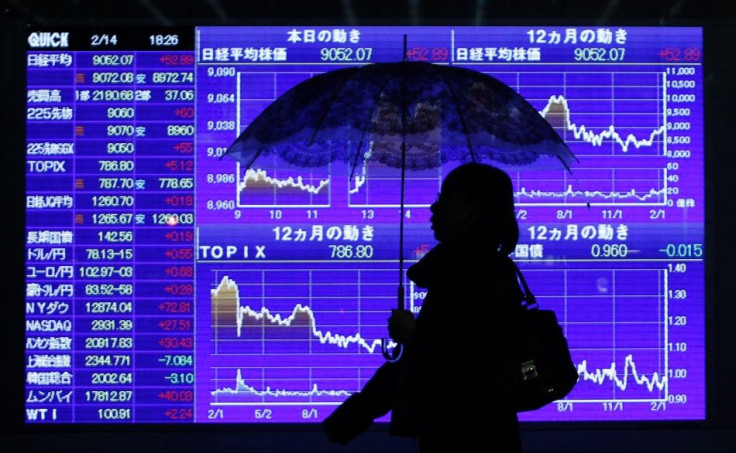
[430,162,519,254]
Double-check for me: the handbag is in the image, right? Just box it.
[508,262,579,412]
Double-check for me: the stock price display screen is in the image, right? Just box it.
[24,26,703,423]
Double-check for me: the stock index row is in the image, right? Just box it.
[25,26,703,423]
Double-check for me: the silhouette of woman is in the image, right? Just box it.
[323,162,524,452]
[387,162,524,452]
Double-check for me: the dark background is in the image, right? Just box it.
[2,1,735,451]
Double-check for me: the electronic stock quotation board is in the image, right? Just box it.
[24,26,703,423]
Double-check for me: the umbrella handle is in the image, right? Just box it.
[382,340,403,362]
[382,284,406,362]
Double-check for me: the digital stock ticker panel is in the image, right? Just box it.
[24,26,703,423]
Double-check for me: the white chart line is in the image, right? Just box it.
[208,267,669,404]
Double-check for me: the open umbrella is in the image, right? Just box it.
[223,36,579,360]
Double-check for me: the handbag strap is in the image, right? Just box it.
[510,259,537,308]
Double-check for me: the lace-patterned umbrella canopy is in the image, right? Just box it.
[223,59,578,361]
[225,61,577,175]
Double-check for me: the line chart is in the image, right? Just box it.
[236,71,667,156]
[236,166,331,208]
[210,269,393,355]
[232,70,673,208]
[510,167,668,206]
[211,275,385,354]
[347,159,443,208]
[347,165,669,207]
[205,265,670,406]
[498,71,667,157]
[540,95,665,154]
[577,354,667,394]
[211,368,353,404]
[235,148,332,207]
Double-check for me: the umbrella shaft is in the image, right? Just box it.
[398,138,406,310]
